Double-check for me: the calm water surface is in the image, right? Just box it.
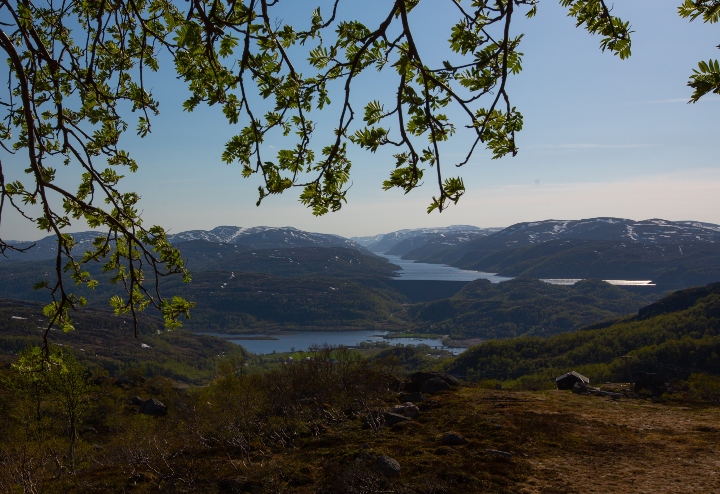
[378,253,512,282]
[205,253,654,355]
[206,330,463,355]
[378,253,655,286]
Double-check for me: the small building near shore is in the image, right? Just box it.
[555,371,590,390]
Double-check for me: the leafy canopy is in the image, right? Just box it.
[0,0,710,337]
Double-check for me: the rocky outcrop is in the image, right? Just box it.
[406,372,459,393]
[140,398,167,416]
[421,378,451,395]
[383,412,410,427]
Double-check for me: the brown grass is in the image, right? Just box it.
[6,381,720,493]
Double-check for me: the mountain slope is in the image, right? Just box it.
[408,277,656,339]
[447,282,720,385]
[0,244,405,332]
[402,218,720,289]
[175,241,398,278]
[355,225,500,253]
[1,226,369,262]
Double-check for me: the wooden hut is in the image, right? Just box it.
[555,371,590,390]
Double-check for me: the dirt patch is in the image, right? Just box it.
[493,390,720,494]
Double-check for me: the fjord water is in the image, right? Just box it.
[379,253,655,286]
[217,252,653,355]
[379,253,512,282]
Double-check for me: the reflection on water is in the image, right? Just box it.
[205,331,464,355]
[542,279,656,286]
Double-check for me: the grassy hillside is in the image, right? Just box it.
[0,246,406,332]
[164,272,407,331]
[3,283,720,492]
[0,299,247,383]
[407,278,658,340]
[447,282,720,386]
[2,348,719,493]
[177,241,398,278]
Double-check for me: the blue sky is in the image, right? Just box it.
[3,0,719,240]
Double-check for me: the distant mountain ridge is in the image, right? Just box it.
[392,218,720,290]
[2,226,368,261]
[166,225,364,251]
[489,218,720,246]
[352,218,720,262]
[352,225,502,253]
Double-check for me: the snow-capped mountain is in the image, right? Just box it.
[354,225,501,253]
[491,218,720,246]
[166,226,364,251]
[2,226,367,261]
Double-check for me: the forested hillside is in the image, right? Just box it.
[447,282,720,386]
[407,278,656,339]
[0,245,407,332]
[0,300,247,383]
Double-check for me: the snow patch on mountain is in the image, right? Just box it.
[493,218,720,246]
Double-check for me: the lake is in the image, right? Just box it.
[378,253,512,282]
[207,330,464,355]
[542,279,656,286]
[378,253,655,286]
[208,253,653,355]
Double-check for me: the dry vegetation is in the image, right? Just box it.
[3,346,719,494]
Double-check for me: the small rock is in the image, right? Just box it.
[80,427,97,435]
[389,403,420,418]
[437,373,460,386]
[375,455,401,477]
[440,432,468,446]
[129,395,144,406]
[486,449,512,460]
[139,398,167,416]
[433,446,456,456]
[403,403,419,418]
[389,405,406,415]
[421,378,451,395]
[407,372,459,392]
[384,412,410,427]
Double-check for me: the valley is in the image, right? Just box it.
[1,218,695,348]
[1,219,720,493]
